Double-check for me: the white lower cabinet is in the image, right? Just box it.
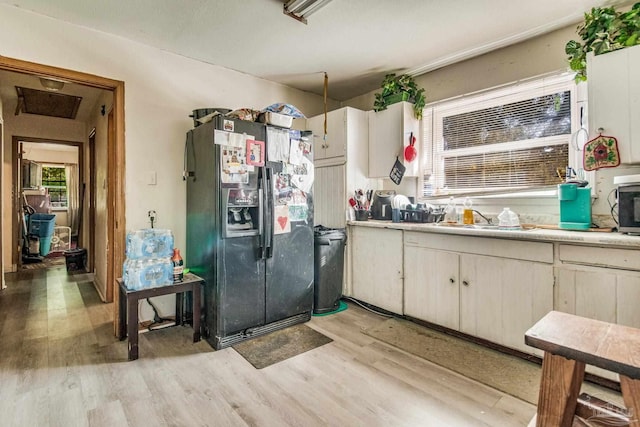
[404,247,459,330]
[403,231,554,354]
[555,244,640,328]
[555,259,640,381]
[349,226,403,314]
[459,254,554,353]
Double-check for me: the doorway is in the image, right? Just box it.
[15,138,82,270]
[0,56,126,334]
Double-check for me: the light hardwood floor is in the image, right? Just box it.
[0,266,536,426]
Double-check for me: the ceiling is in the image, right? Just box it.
[0,69,105,123]
[0,0,633,101]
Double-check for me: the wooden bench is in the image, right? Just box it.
[525,310,640,427]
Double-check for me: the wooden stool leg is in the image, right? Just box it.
[536,352,585,427]
[621,375,640,427]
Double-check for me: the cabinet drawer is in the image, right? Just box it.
[558,244,640,270]
[404,231,553,263]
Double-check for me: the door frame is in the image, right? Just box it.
[0,55,126,334]
[13,136,84,269]
[88,128,96,275]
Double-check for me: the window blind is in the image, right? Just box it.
[422,73,577,197]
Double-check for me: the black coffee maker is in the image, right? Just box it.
[371,190,396,220]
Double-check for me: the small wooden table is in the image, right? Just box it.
[117,273,204,360]
[525,310,640,427]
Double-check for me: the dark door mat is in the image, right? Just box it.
[232,323,332,369]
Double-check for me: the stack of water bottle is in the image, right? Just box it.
[123,229,174,290]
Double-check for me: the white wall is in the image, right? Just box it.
[344,25,640,224]
[22,145,78,165]
[0,4,333,318]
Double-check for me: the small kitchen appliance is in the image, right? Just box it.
[558,183,591,230]
[614,174,640,234]
[371,190,396,220]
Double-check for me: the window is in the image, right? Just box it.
[422,73,581,198]
[41,165,67,208]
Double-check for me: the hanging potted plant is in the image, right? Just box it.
[373,73,426,120]
[565,2,640,82]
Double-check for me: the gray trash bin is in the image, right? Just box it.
[313,225,347,314]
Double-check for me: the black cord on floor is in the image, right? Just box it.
[145,298,172,331]
[342,297,394,318]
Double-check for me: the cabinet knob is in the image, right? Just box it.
[449,278,455,283]
[462,280,469,286]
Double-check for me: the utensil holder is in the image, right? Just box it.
[355,210,369,221]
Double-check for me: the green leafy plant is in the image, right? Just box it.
[373,73,426,120]
[566,2,640,82]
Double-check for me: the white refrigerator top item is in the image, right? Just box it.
[613,174,640,186]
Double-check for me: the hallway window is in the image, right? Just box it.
[42,165,67,208]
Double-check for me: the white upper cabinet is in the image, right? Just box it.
[368,102,420,178]
[306,107,370,228]
[306,108,349,166]
[587,44,640,164]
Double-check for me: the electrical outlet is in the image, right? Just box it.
[148,210,157,227]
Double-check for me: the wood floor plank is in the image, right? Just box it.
[87,399,129,427]
[0,266,541,426]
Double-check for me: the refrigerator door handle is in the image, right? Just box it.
[257,169,266,260]
[264,167,274,259]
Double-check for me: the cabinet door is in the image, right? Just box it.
[306,114,327,160]
[368,102,419,178]
[404,247,459,330]
[459,254,503,344]
[306,109,346,163]
[323,109,347,160]
[351,226,403,314]
[555,266,617,323]
[498,258,553,353]
[555,265,619,380]
[460,254,553,353]
[618,273,640,328]
[630,46,640,163]
[588,45,640,164]
[556,264,640,329]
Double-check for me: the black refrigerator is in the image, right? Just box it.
[185,116,314,349]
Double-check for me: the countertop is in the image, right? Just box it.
[347,220,640,249]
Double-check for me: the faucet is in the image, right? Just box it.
[472,209,493,225]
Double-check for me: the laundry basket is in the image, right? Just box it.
[28,213,56,256]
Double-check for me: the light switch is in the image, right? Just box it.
[148,171,157,185]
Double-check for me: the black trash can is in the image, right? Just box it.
[64,248,87,273]
[313,225,347,314]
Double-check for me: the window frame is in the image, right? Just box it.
[420,72,588,200]
[41,164,68,209]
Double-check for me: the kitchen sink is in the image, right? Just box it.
[435,223,536,231]
[469,224,499,229]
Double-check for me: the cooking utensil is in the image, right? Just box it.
[404,132,417,162]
